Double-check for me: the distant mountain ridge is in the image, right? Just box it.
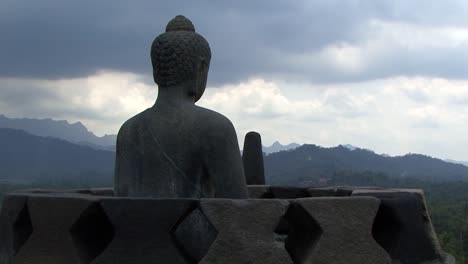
[342,144,358,151]
[445,159,468,168]
[1,116,467,187]
[265,144,468,185]
[0,115,116,149]
[0,128,113,185]
[262,141,301,154]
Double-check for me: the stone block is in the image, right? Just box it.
[247,185,273,198]
[10,194,99,264]
[199,199,292,264]
[172,205,218,262]
[72,188,114,196]
[270,186,310,199]
[92,198,196,264]
[307,187,338,197]
[0,194,29,264]
[0,189,455,264]
[291,197,391,264]
[352,189,450,264]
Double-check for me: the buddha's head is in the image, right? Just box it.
[151,15,211,102]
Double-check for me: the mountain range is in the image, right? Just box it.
[265,144,468,185]
[1,116,468,187]
[262,141,301,154]
[0,115,301,153]
[445,159,468,167]
[0,128,113,185]
[0,115,116,150]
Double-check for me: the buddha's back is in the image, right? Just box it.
[115,104,247,198]
[114,16,248,198]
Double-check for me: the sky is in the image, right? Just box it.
[1,0,468,160]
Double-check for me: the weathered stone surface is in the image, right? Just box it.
[0,194,29,264]
[307,187,339,197]
[114,15,248,199]
[248,185,356,199]
[12,189,69,194]
[441,254,457,264]
[70,202,114,264]
[270,186,310,199]
[293,197,392,264]
[307,186,385,197]
[199,199,292,264]
[242,131,265,185]
[12,188,114,196]
[353,189,452,264]
[278,202,323,263]
[172,206,218,262]
[10,194,99,264]
[0,189,455,263]
[247,185,273,198]
[333,187,354,196]
[92,198,195,264]
[73,188,114,196]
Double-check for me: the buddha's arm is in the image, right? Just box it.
[202,120,248,199]
[114,126,140,197]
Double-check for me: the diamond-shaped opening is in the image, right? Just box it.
[172,206,218,263]
[70,203,114,264]
[12,203,33,255]
[372,203,402,256]
[274,217,290,243]
[277,203,322,264]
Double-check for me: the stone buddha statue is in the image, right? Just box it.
[114,15,248,199]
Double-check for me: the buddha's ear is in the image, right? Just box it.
[197,56,209,72]
[192,56,208,102]
[152,71,158,85]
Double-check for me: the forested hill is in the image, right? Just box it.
[265,144,468,185]
[0,128,113,185]
[2,127,468,186]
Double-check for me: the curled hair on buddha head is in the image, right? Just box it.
[151,15,212,87]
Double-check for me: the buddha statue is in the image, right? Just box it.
[114,15,248,198]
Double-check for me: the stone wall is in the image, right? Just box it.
[0,186,455,264]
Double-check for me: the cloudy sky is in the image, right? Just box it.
[1,0,468,160]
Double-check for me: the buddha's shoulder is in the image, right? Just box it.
[192,106,236,135]
[117,109,153,136]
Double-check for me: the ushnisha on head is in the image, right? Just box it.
[151,15,211,102]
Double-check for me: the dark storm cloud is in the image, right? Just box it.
[1,0,467,85]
